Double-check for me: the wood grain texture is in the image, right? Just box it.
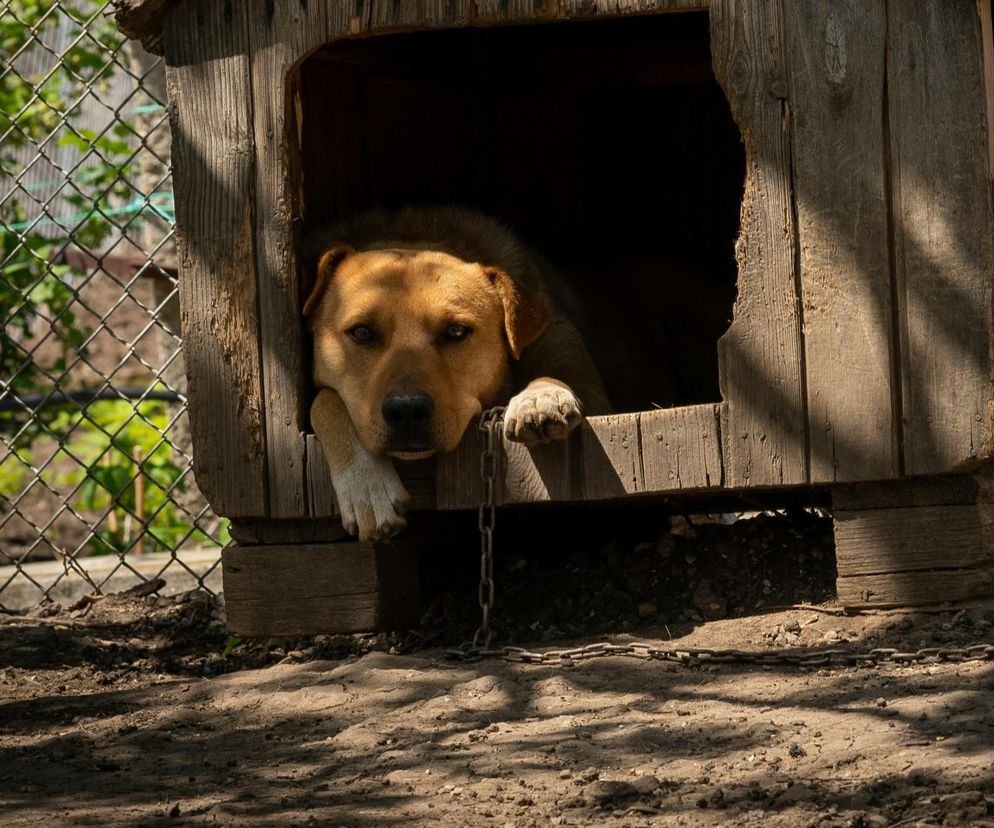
[222,542,421,636]
[833,504,994,576]
[640,405,723,490]
[888,1,994,475]
[306,434,337,518]
[832,476,987,511]
[436,407,723,509]
[978,0,994,182]
[164,2,264,517]
[582,414,644,500]
[333,0,710,34]
[787,0,896,483]
[501,438,579,505]
[836,568,994,610]
[248,1,334,518]
[710,0,808,488]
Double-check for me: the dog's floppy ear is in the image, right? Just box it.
[484,266,550,359]
[303,245,353,318]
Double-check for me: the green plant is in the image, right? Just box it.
[2,0,137,415]
[45,398,229,554]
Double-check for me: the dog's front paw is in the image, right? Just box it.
[504,379,583,444]
[333,449,410,542]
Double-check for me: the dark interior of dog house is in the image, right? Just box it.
[295,12,745,413]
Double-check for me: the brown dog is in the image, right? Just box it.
[304,207,610,541]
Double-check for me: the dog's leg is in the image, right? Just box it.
[504,318,610,445]
[311,388,410,541]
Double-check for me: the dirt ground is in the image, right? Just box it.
[3,512,994,827]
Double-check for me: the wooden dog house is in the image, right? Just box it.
[117,0,994,635]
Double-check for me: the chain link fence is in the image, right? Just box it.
[1,0,226,611]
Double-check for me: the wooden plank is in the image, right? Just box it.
[329,0,709,37]
[832,476,987,511]
[640,404,723,491]
[500,437,579,505]
[581,414,644,500]
[306,434,337,518]
[435,432,484,511]
[247,1,334,518]
[786,0,897,483]
[888,1,994,475]
[228,518,350,546]
[709,0,808,488]
[833,504,994,576]
[837,568,994,610]
[979,0,994,182]
[164,2,265,518]
[223,542,421,636]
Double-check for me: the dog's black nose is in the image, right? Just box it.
[382,394,435,449]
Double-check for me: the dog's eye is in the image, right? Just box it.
[347,325,375,344]
[444,323,471,342]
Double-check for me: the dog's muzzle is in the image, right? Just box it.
[382,393,435,452]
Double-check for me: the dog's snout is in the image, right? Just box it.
[382,394,435,450]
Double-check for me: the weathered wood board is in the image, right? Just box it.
[833,477,994,609]
[709,0,808,489]
[164,1,265,517]
[246,1,336,518]
[436,405,722,509]
[836,569,994,610]
[787,0,897,483]
[222,542,421,636]
[887,1,994,475]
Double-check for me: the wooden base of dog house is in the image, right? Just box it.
[831,477,994,609]
[222,542,421,637]
[218,474,994,639]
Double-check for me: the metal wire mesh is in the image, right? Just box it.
[1,0,226,610]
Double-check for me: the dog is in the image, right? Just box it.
[303,206,611,541]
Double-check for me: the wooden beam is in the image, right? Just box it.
[978,0,994,182]
[247,1,335,518]
[888,1,994,475]
[786,0,897,483]
[836,568,994,610]
[435,405,723,509]
[164,2,265,517]
[222,542,421,636]
[709,0,808,488]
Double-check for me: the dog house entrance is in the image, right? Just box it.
[296,11,746,507]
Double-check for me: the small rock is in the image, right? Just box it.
[776,783,814,806]
[583,780,638,806]
[788,742,806,758]
[631,775,659,795]
[875,697,887,708]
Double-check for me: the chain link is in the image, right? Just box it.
[470,406,504,649]
[446,639,994,667]
[451,410,994,669]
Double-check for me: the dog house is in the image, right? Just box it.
[117,0,994,635]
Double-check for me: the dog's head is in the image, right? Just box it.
[304,246,548,458]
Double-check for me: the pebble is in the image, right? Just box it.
[875,697,887,708]
[631,775,659,795]
[583,779,638,805]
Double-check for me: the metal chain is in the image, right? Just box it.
[449,409,994,669]
[471,406,504,649]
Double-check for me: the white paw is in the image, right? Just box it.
[504,380,583,445]
[333,448,410,542]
